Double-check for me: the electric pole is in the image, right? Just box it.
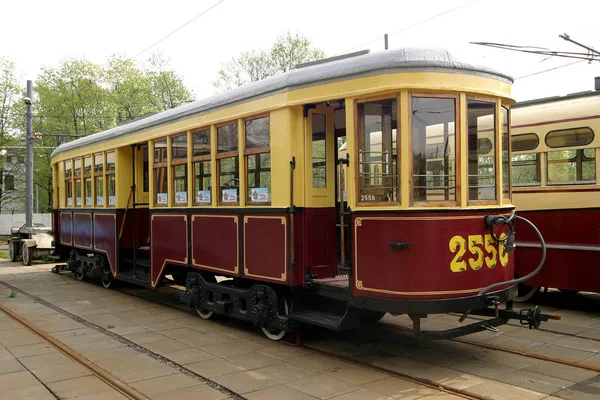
[25,80,33,227]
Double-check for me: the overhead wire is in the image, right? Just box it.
[131,0,225,60]
[340,0,480,55]
[515,59,586,80]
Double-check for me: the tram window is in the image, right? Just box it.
[83,156,92,206]
[108,175,116,206]
[171,134,188,206]
[546,127,594,148]
[172,133,187,160]
[357,98,398,203]
[75,179,82,206]
[193,129,210,157]
[64,160,72,207]
[502,106,510,200]
[106,151,116,206]
[247,154,271,204]
[94,153,104,206]
[219,157,239,204]
[512,133,539,152]
[547,148,596,184]
[246,116,271,204]
[153,140,167,206]
[173,165,188,205]
[467,100,496,201]
[312,114,327,189]
[217,123,238,153]
[217,123,239,205]
[412,96,456,203]
[194,161,211,204]
[192,128,211,205]
[95,177,104,206]
[512,153,540,186]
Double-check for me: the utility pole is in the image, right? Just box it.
[384,34,389,50]
[25,80,33,227]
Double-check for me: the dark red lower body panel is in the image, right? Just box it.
[150,214,188,287]
[515,208,600,293]
[352,210,515,300]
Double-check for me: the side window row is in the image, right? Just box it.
[63,151,115,207]
[154,115,271,207]
[511,127,596,186]
[512,149,596,186]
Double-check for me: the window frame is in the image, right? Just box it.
[73,157,83,207]
[501,105,511,203]
[64,159,73,207]
[105,151,116,207]
[192,127,212,206]
[245,114,271,206]
[153,139,168,207]
[512,133,539,152]
[216,121,240,206]
[83,155,92,207]
[546,148,596,186]
[511,152,541,187]
[465,96,498,205]
[171,133,188,206]
[94,153,105,207]
[409,92,460,207]
[354,94,401,206]
[545,127,594,149]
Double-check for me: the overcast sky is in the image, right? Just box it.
[3,0,599,102]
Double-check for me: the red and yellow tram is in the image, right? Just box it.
[50,48,553,340]
[511,89,600,299]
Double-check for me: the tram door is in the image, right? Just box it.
[305,107,337,278]
[134,144,150,247]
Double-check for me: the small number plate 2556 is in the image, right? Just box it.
[449,233,508,272]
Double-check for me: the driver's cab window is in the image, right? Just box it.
[217,122,239,205]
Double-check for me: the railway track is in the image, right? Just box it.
[377,321,600,374]
[0,280,246,400]
[112,282,600,399]
[4,269,597,400]
[448,311,600,343]
[0,300,149,400]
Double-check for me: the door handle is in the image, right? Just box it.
[389,242,410,250]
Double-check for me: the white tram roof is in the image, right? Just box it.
[52,47,513,158]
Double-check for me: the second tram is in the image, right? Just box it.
[511,89,600,299]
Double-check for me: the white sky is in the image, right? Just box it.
[3,0,599,102]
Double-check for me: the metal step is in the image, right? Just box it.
[125,258,150,268]
[289,310,345,331]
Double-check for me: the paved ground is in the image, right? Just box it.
[0,261,464,399]
[0,259,598,399]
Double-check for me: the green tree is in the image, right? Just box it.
[144,52,195,111]
[30,53,195,212]
[0,57,25,212]
[213,32,325,92]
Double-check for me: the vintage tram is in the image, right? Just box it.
[50,48,554,340]
[511,89,600,300]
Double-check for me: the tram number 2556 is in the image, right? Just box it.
[449,233,508,273]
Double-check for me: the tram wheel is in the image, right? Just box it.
[21,243,31,266]
[260,296,292,341]
[261,326,288,341]
[8,241,18,262]
[195,308,214,320]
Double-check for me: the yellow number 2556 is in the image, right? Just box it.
[449,233,508,273]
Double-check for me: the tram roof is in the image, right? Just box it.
[51,47,513,158]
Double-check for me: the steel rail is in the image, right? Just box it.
[0,280,246,400]
[0,303,149,400]
[380,322,600,374]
